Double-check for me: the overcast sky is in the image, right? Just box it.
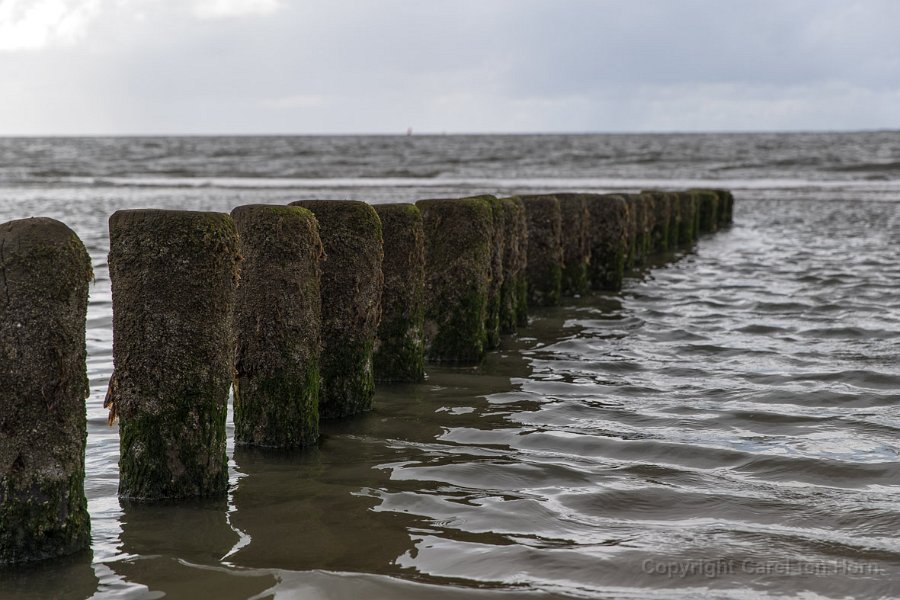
[1,0,899,134]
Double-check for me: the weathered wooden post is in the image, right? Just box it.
[673,191,697,246]
[711,189,734,226]
[484,197,506,349]
[666,191,683,250]
[511,198,529,326]
[231,205,322,448]
[637,193,655,261]
[290,200,383,418]
[585,194,630,291]
[643,191,673,253]
[373,203,425,383]
[692,189,720,234]
[0,218,92,564]
[555,193,591,296]
[499,197,528,332]
[622,194,640,268]
[519,195,563,307]
[107,210,239,500]
[416,196,493,364]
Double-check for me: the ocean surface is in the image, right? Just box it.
[1,132,899,599]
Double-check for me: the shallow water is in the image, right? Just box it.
[1,133,899,599]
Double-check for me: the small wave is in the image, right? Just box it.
[5,174,900,192]
[826,161,900,173]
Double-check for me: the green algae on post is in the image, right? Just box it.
[416,196,493,364]
[373,203,425,383]
[555,193,591,296]
[519,195,563,307]
[291,200,384,418]
[483,197,506,349]
[0,218,92,565]
[584,194,630,291]
[107,210,239,501]
[231,205,322,448]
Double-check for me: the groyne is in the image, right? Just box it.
[0,187,733,562]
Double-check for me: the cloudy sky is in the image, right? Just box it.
[1,0,899,134]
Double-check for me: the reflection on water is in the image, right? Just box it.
[0,551,98,600]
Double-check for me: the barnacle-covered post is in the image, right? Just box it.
[291,200,383,418]
[0,218,92,564]
[585,194,630,291]
[499,197,528,332]
[484,197,506,349]
[555,193,591,296]
[416,196,493,364]
[373,203,425,383]
[231,205,322,448]
[519,195,563,307]
[108,210,239,500]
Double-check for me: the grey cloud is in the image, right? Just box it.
[0,0,898,133]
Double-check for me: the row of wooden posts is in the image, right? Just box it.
[0,189,733,565]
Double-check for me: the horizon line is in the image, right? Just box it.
[1,127,898,138]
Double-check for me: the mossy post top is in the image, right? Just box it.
[585,192,629,219]
[416,194,495,216]
[374,201,422,219]
[109,208,235,232]
[290,199,382,231]
[231,204,320,256]
[518,193,560,210]
[232,202,316,222]
[0,217,88,261]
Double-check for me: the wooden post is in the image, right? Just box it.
[0,218,92,563]
[519,195,563,307]
[108,210,239,500]
[373,203,425,383]
[416,196,493,364]
[231,205,322,448]
[290,200,383,418]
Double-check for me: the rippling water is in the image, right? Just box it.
[1,133,899,599]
